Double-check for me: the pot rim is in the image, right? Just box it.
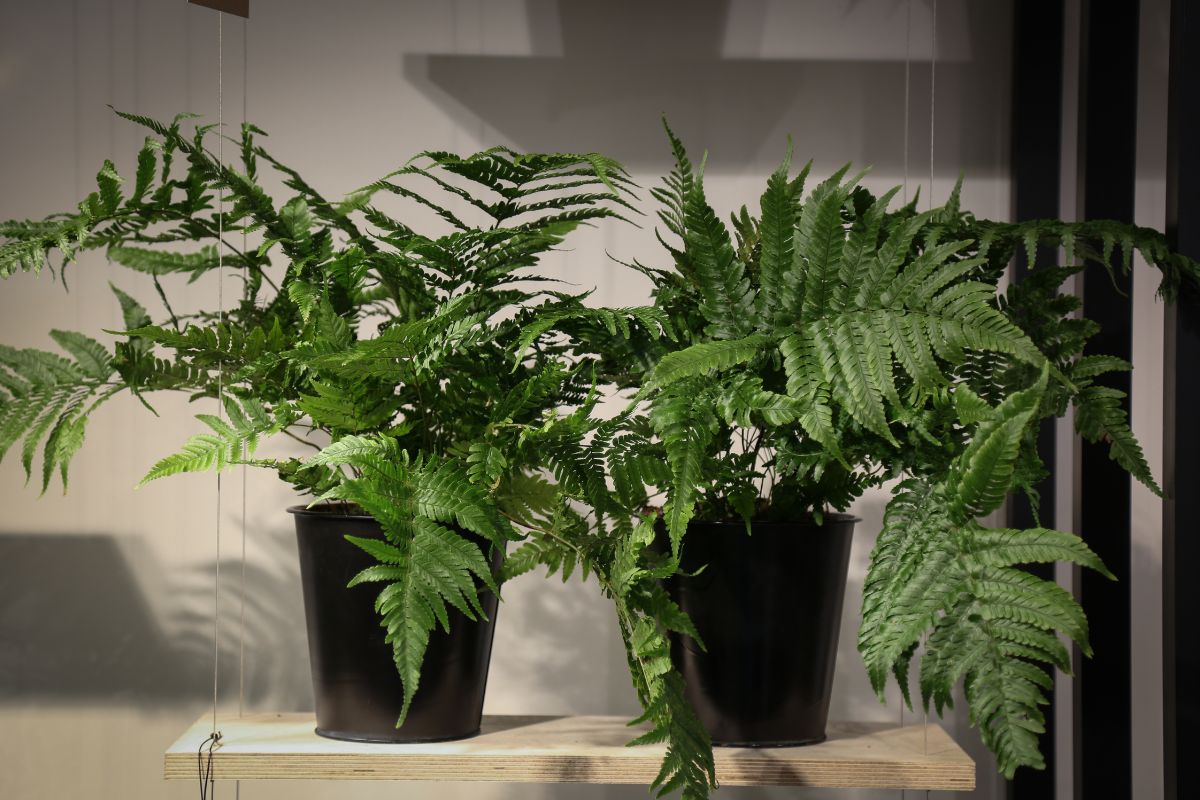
[287,502,373,521]
[687,512,862,527]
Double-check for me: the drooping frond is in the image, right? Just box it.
[858,365,1110,777]
[1074,384,1159,495]
[649,380,718,555]
[310,434,505,725]
[346,517,499,725]
[0,335,117,493]
[139,396,289,484]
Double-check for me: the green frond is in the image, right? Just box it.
[684,176,755,339]
[796,165,856,318]
[859,478,960,695]
[107,245,219,278]
[714,373,805,428]
[835,186,900,309]
[649,382,718,555]
[859,364,1110,778]
[946,365,1048,519]
[655,119,696,234]
[349,517,498,727]
[755,144,797,321]
[296,381,401,434]
[851,208,927,305]
[139,397,287,484]
[540,420,621,521]
[1069,354,1131,380]
[648,334,768,389]
[610,518,716,800]
[778,333,842,458]
[0,341,117,492]
[307,433,393,469]
[125,320,289,370]
[47,330,113,381]
[1074,384,1161,495]
[964,526,1113,578]
[410,459,511,546]
[130,138,157,204]
[628,669,715,799]
[466,443,508,491]
[344,534,406,565]
[110,283,152,331]
[607,432,670,511]
[512,304,673,366]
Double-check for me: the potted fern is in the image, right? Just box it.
[0,111,655,742]
[591,122,1197,779]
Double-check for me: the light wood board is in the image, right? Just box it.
[164,713,975,790]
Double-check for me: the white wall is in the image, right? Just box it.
[0,2,1016,799]
[1130,0,1171,797]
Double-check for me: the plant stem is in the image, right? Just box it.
[282,428,322,451]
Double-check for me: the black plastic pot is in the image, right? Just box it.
[665,515,857,746]
[290,505,503,743]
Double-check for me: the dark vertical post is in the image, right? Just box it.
[1008,2,1064,797]
[1074,2,1139,799]
[1164,2,1200,798]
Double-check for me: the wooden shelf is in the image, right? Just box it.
[165,713,974,790]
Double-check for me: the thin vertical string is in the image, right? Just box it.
[450,0,459,154]
[235,16,248,800]
[898,5,911,794]
[477,0,486,145]
[900,0,912,780]
[214,10,224,736]
[929,0,937,212]
[108,0,116,158]
[204,14,226,800]
[924,4,937,793]
[72,0,81,200]
[237,15,249,722]
[903,0,911,205]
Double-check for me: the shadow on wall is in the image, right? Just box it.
[489,568,644,718]
[404,0,1007,172]
[0,528,310,709]
[0,525,640,719]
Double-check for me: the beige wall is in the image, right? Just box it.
[0,2,1018,799]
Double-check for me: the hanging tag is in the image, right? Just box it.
[189,0,249,18]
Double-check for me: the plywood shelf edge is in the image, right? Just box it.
[164,712,975,791]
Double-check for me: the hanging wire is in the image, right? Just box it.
[924,6,938,796]
[213,6,224,737]
[929,0,937,212]
[203,11,226,799]
[237,12,249,724]
[235,18,249,800]
[903,0,911,205]
[477,0,486,145]
[899,2,911,793]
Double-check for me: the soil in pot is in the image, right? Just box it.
[664,514,856,747]
[291,505,504,743]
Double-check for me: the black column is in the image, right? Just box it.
[1074,2,1139,799]
[1164,2,1200,799]
[1008,2,1064,798]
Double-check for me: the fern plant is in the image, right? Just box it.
[2,110,723,800]
[0,110,672,733]
[592,121,1199,781]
